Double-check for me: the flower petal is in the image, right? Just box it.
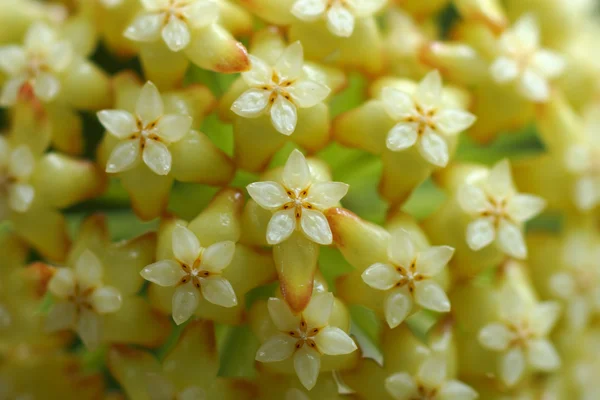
[172,225,201,267]
[519,68,549,102]
[361,263,399,291]
[268,297,301,332]
[141,260,184,287]
[242,55,272,86]
[97,110,137,139]
[48,41,74,72]
[486,159,515,198]
[434,109,476,136]
[0,46,26,75]
[283,149,311,190]
[313,326,357,355]
[506,194,546,223]
[247,181,290,210]
[48,268,76,298]
[418,355,447,388]
[90,286,123,314]
[381,86,414,119]
[255,333,297,362]
[162,17,191,52]
[527,338,560,371]
[46,302,76,332]
[172,282,200,325]
[293,346,321,391]
[288,79,331,108]
[532,50,565,78]
[201,241,235,273]
[438,380,478,400]
[418,130,449,167]
[143,139,172,175]
[305,182,349,210]
[490,56,519,83]
[385,373,418,400]
[275,41,304,81]
[574,176,600,211]
[25,23,56,52]
[346,0,386,17]
[271,95,298,136]
[156,114,192,143]
[136,81,164,124]
[182,0,219,28]
[77,309,102,350]
[7,183,34,213]
[500,347,526,387]
[200,276,237,307]
[416,246,454,277]
[497,219,527,259]
[478,323,513,351]
[303,292,334,329]
[415,70,442,108]
[300,208,332,245]
[548,272,575,299]
[178,386,206,400]
[0,77,25,106]
[106,140,140,173]
[385,287,413,328]
[124,13,163,42]
[512,14,539,49]
[386,123,418,152]
[75,249,104,290]
[388,229,416,267]
[267,209,297,245]
[231,88,270,118]
[414,280,450,312]
[326,4,355,37]
[33,72,61,101]
[292,0,327,21]
[530,301,561,336]
[466,217,496,251]
[457,184,490,213]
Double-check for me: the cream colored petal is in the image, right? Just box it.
[512,13,539,49]
[415,70,442,108]
[527,338,560,371]
[568,296,590,330]
[346,0,386,17]
[136,81,164,124]
[143,139,172,175]
[48,41,74,72]
[255,333,297,362]
[326,4,355,37]
[489,57,519,84]
[25,23,56,52]
[7,183,34,213]
[418,130,449,167]
[362,263,399,291]
[497,219,527,259]
[97,110,137,139]
[457,184,490,213]
[519,68,549,102]
[91,286,123,314]
[313,326,357,355]
[271,95,298,136]
[386,123,418,152]
[231,88,270,118]
[466,217,496,251]
[178,386,206,400]
[172,282,200,325]
[418,355,447,388]
[417,246,454,277]
[500,347,526,387]
[293,346,321,390]
[172,226,201,267]
[305,182,349,210]
[414,280,450,313]
[530,301,561,336]
[388,229,416,267]
[300,208,332,245]
[531,50,565,79]
[46,302,76,332]
[0,46,26,75]
[434,109,476,136]
[291,0,327,21]
[201,241,235,273]
[438,380,478,400]
[162,17,191,52]
[141,0,168,10]
[200,276,237,307]
[385,287,413,328]
[0,77,26,106]
[564,144,591,173]
[242,55,272,86]
[156,114,192,143]
[381,86,414,120]
[303,292,334,329]
[478,323,513,351]
[182,0,219,28]
[385,373,418,400]
[141,260,184,286]
[506,194,546,223]
[33,72,61,101]
[548,272,575,299]
[486,159,515,198]
[574,177,600,211]
[268,297,301,331]
[247,181,290,210]
[124,13,163,42]
[267,209,297,245]
[275,41,304,81]
[75,249,104,289]
[106,140,140,173]
[288,79,331,108]
[283,149,311,190]
[77,309,102,350]
[48,268,76,298]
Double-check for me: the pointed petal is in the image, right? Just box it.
[172,282,200,325]
[486,159,515,198]
[512,14,539,49]
[200,276,237,307]
[388,229,415,267]
[434,109,476,135]
[385,287,413,328]
[141,260,184,286]
[77,309,102,350]
[478,323,513,351]
[255,333,296,362]
[0,77,25,106]
[91,286,123,314]
[548,272,575,299]
[48,41,74,72]
[418,130,449,167]
[156,114,192,143]
[172,226,201,267]
[418,355,447,388]
[414,280,450,312]
[500,347,526,387]
[293,346,321,390]
[457,184,490,213]
[532,50,565,78]
[201,241,235,273]
[0,46,26,75]
[271,95,298,136]
[231,88,270,118]
[386,123,418,152]
[141,0,168,10]
[438,380,478,400]
[497,219,527,259]
[530,302,561,336]
[305,182,349,209]
[527,338,561,371]
[417,246,454,277]
[347,0,386,17]
[326,4,355,37]
[242,55,272,86]
[381,86,414,119]
[490,56,519,83]
[97,110,137,139]
[136,81,164,124]
[361,263,399,291]
[33,72,61,101]
[314,326,356,355]
[275,42,304,81]
[143,140,172,175]
[288,79,331,108]
[300,208,332,245]
[46,302,76,332]
[7,183,34,213]
[25,23,56,52]
[574,176,600,211]
[247,181,290,210]
[415,70,442,107]
[506,194,546,223]
[385,373,418,400]
[519,68,549,102]
[283,149,311,190]
[106,140,140,173]
[466,217,496,251]
[162,17,191,52]
[75,249,104,289]
[124,14,163,42]
[303,292,334,329]
[292,0,327,21]
[267,209,297,245]
[48,268,76,298]
[182,0,219,28]
[268,297,301,332]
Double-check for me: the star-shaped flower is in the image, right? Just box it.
[457,159,546,259]
[231,42,331,136]
[381,70,476,167]
[124,0,219,52]
[489,14,565,103]
[141,225,237,325]
[0,137,35,217]
[478,288,561,387]
[0,22,74,106]
[291,0,386,38]
[247,149,349,245]
[46,249,123,349]
[255,293,357,390]
[361,229,453,328]
[385,355,478,400]
[97,81,192,176]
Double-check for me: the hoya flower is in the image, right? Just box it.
[385,356,478,400]
[141,225,237,325]
[247,149,348,245]
[97,81,192,176]
[0,22,73,106]
[489,14,565,103]
[361,229,453,328]
[46,250,123,349]
[99,0,123,7]
[291,0,386,37]
[255,293,357,390]
[124,0,219,52]
[457,159,546,259]
[231,42,330,136]
[0,137,35,217]
[478,290,561,387]
[381,70,476,167]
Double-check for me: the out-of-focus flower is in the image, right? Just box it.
[0,136,35,216]
[99,0,124,8]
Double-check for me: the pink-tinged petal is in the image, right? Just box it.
[303,292,333,329]
[267,209,297,245]
[124,13,163,42]
[141,260,184,286]
[172,282,200,325]
[418,130,449,167]
[496,219,527,259]
[136,81,164,124]
[415,70,442,108]
[161,17,191,52]
[200,276,237,307]
[106,140,141,173]
[388,229,415,267]
[326,4,355,37]
[271,95,298,135]
[292,0,327,22]
[305,182,349,210]
[241,55,272,86]
[172,225,201,267]
[362,263,399,291]
[381,87,414,120]
[283,149,311,190]
[466,217,496,251]
[386,123,418,152]
[268,297,301,332]
[293,346,321,390]
[231,88,270,118]
[97,110,137,139]
[275,41,304,81]
[255,333,296,362]
[247,181,290,210]
[300,208,332,245]
[414,280,450,312]
[287,79,331,108]
[313,326,357,355]
[143,139,172,175]
[156,114,192,143]
[385,372,418,400]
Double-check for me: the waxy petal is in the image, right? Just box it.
[362,263,399,291]
[106,140,140,173]
[141,260,184,286]
[326,4,355,37]
[247,181,290,210]
[381,86,415,120]
[7,183,34,213]
[300,208,332,245]
[77,308,102,350]
[231,88,270,118]
[478,323,513,351]
[136,82,164,124]
[275,41,304,81]
[531,49,565,78]
[414,280,450,312]
[268,297,301,332]
[97,110,137,139]
[162,17,191,52]
[182,0,219,28]
[8,145,34,179]
[267,209,297,245]
[303,292,334,329]
[75,249,104,290]
[313,326,357,355]
[293,346,321,390]
[466,217,495,251]
[415,70,442,108]
[385,373,418,400]
[156,114,192,143]
[283,149,312,190]
[172,226,201,267]
[418,356,447,388]
[418,130,449,167]
[497,219,527,259]
[91,286,123,314]
[519,68,549,102]
[512,14,539,50]
[530,302,561,336]
[386,123,418,152]
[0,46,26,75]
[457,184,490,213]
[48,268,76,298]
[385,287,413,328]
[288,79,331,108]
[527,338,560,371]
[438,380,478,400]
[434,109,476,136]
[46,302,76,332]
[500,347,525,387]
[417,246,454,277]
[256,333,296,362]
[388,229,415,267]
[271,95,298,136]
[124,14,163,42]
[0,77,25,106]
[201,241,235,273]
[200,276,237,307]
[172,282,200,325]
[506,194,546,223]
[242,55,272,86]
[143,139,172,175]
[486,159,514,198]
[490,57,519,83]
[305,182,349,210]
[292,0,327,21]
[33,72,61,101]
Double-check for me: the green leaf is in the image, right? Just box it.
[349,305,383,366]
